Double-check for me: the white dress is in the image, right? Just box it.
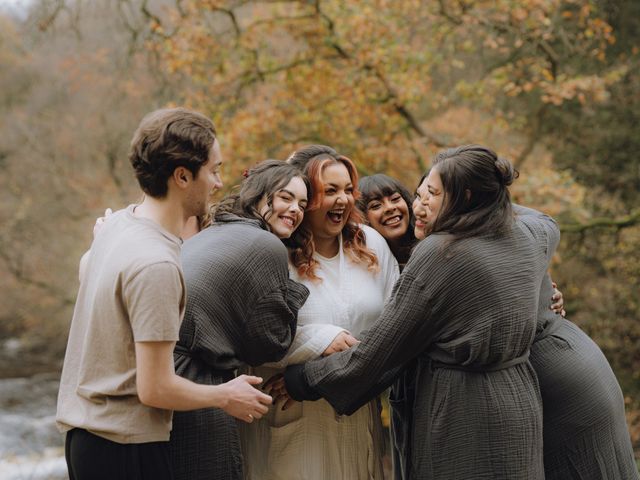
[240,225,399,480]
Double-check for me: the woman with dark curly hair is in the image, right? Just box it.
[169,160,311,480]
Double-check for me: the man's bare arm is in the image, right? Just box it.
[135,341,272,422]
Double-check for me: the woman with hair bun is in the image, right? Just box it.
[284,145,560,479]
[242,145,399,479]
[354,161,638,479]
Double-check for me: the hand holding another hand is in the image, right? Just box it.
[322,331,359,356]
[263,374,296,411]
[260,331,360,412]
[220,374,272,423]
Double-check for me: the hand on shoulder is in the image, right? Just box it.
[93,208,113,237]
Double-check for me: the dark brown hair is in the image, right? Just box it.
[213,160,309,233]
[358,174,416,265]
[129,107,217,198]
[427,144,519,240]
[287,145,378,280]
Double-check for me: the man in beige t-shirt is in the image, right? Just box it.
[56,108,272,480]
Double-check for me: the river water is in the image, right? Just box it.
[0,373,67,479]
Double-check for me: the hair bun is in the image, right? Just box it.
[495,157,519,186]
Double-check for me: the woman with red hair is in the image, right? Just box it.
[240,146,399,479]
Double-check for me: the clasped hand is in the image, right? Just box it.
[264,330,360,410]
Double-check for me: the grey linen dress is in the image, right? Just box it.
[169,215,309,480]
[531,273,639,479]
[286,208,559,479]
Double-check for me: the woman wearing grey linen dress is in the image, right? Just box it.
[530,268,639,479]
[169,160,311,480]
[285,145,559,479]
[358,176,638,479]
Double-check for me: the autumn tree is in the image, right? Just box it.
[0,2,637,456]
[0,2,174,373]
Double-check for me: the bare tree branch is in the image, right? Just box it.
[404,130,427,173]
[37,0,65,32]
[116,0,142,50]
[561,210,640,233]
[213,7,242,39]
[0,239,75,306]
[513,104,548,168]
[243,13,318,32]
[438,0,463,25]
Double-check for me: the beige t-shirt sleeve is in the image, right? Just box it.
[124,262,184,342]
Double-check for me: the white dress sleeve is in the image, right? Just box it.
[78,250,91,283]
[361,225,400,301]
[263,323,347,368]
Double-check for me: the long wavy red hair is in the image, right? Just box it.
[286,150,379,280]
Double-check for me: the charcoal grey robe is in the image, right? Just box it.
[169,215,309,480]
[286,208,559,479]
[532,273,639,479]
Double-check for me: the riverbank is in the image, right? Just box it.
[0,373,66,480]
[0,337,64,379]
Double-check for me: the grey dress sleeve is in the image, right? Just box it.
[179,222,308,372]
[286,208,561,414]
[285,237,447,414]
[240,277,309,366]
[513,203,560,263]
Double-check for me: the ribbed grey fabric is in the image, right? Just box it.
[169,215,309,480]
[296,208,559,479]
[532,274,639,480]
